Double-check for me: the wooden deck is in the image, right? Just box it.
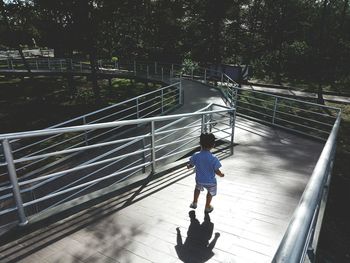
[0,80,324,263]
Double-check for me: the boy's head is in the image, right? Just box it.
[200,133,216,149]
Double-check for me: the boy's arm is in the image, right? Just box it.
[215,169,225,177]
[187,163,194,169]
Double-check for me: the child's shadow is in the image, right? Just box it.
[175,211,220,263]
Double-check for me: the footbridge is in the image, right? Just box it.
[0,59,341,263]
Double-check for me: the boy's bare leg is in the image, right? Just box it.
[205,193,213,208]
[193,188,200,204]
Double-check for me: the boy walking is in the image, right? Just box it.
[187,133,224,213]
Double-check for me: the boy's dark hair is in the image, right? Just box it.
[200,133,216,149]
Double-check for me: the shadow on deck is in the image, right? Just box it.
[0,115,323,263]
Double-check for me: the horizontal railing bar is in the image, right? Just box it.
[236,100,274,112]
[0,109,233,140]
[272,113,341,261]
[236,105,273,118]
[226,81,340,112]
[13,134,152,164]
[237,93,275,106]
[274,117,330,134]
[45,158,144,211]
[88,105,137,124]
[154,134,199,149]
[12,133,63,155]
[155,121,202,139]
[18,147,149,187]
[275,111,334,127]
[274,101,338,119]
[0,206,17,217]
[16,131,85,160]
[22,162,150,208]
[46,147,147,199]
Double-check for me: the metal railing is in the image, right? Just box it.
[272,110,341,263]
[0,104,234,228]
[0,82,182,185]
[0,58,342,262]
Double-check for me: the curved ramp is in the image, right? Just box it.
[0,79,324,263]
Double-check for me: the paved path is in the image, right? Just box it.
[243,84,350,104]
[0,80,323,263]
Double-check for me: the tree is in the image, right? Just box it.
[0,0,34,73]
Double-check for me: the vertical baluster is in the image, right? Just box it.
[151,121,156,173]
[2,139,28,226]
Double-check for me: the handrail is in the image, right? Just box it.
[0,58,342,263]
[0,103,235,227]
[272,110,341,262]
[0,109,231,140]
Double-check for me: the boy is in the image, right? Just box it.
[187,133,224,213]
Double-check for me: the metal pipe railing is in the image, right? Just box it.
[272,111,341,262]
[0,104,235,226]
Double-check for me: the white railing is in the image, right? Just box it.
[0,58,342,262]
[0,82,182,188]
[272,111,341,263]
[0,104,235,227]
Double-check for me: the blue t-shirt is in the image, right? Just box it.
[189,150,222,185]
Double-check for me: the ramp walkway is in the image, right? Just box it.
[0,80,324,263]
[0,60,341,262]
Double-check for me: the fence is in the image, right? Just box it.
[0,104,234,228]
[0,58,342,262]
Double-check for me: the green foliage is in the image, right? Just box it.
[75,87,95,105]
[1,0,349,94]
[181,57,199,75]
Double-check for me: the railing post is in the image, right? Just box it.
[151,121,156,173]
[136,97,140,118]
[272,97,278,124]
[221,73,224,85]
[161,67,164,81]
[2,139,28,226]
[160,89,164,113]
[48,57,50,70]
[36,60,39,70]
[60,60,63,72]
[204,69,207,83]
[191,68,194,79]
[201,114,207,133]
[179,79,183,105]
[155,62,157,74]
[142,137,146,173]
[230,109,236,155]
[83,117,89,145]
[209,104,213,132]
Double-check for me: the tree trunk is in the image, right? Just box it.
[89,48,100,103]
[17,47,31,74]
[317,84,325,105]
[316,0,330,104]
[0,0,31,74]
